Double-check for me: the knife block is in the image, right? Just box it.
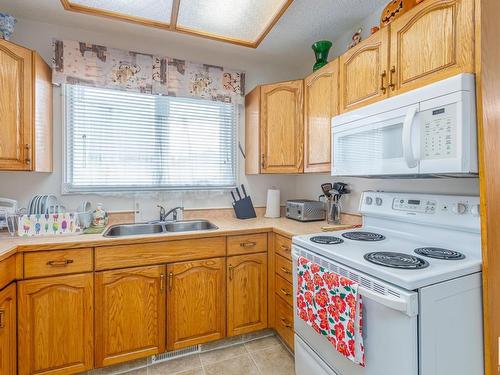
[232,196,257,219]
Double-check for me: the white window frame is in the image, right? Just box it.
[61,85,239,194]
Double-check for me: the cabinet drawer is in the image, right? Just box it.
[275,274,293,306]
[275,254,292,283]
[275,294,294,351]
[275,234,292,260]
[24,248,93,278]
[227,233,267,255]
[95,237,226,270]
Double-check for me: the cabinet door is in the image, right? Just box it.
[95,266,166,368]
[389,0,475,94]
[304,60,339,173]
[18,274,94,375]
[260,80,304,173]
[0,283,16,375]
[0,40,32,171]
[167,258,226,350]
[339,27,390,113]
[227,253,268,336]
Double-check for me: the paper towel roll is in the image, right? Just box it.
[265,189,281,218]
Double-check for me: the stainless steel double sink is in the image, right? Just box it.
[103,220,218,237]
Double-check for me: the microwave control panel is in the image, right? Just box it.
[420,103,457,160]
[392,198,437,214]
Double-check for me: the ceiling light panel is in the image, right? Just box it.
[176,0,289,43]
[69,0,173,24]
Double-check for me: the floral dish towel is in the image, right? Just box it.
[296,256,365,367]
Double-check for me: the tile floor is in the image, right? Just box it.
[103,335,295,375]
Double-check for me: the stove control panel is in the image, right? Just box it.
[361,191,480,233]
[392,198,437,214]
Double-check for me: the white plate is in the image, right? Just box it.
[40,195,47,215]
[31,196,40,215]
[27,196,36,215]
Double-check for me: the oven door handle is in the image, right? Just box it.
[359,286,418,317]
[402,105,419,169]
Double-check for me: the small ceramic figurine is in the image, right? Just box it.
[348,28,363,50]
[0,13,16,40]
[380,0,424,27]
[92,203,109,228]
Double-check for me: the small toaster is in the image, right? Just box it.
[286,200,325,222]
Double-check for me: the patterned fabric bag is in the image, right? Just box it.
[296,256,365,366]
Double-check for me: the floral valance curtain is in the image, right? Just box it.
[52,39,245,104]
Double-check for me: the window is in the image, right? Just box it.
[64,84,237,192]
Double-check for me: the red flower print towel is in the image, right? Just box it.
[296,256,365,367]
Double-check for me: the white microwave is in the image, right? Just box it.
[332,73,477,177]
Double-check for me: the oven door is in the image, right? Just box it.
[293,245,419,375]
[332,104,420,176]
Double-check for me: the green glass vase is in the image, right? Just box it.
[312,40,333,71]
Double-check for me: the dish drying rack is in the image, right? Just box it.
[7,195,82,237]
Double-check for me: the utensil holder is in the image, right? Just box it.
[233,196,257,220]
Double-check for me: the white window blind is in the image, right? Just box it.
[64,84,237,192]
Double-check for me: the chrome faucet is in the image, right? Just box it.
[162,206,184,221]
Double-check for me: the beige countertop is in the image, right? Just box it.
[0,215,361,261]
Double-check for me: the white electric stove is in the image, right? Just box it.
[292,191,484,375]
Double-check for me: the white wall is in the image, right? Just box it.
[0,18,298,221]
[293,6,481,213]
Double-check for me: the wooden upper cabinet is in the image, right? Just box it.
[0,283,16,375]
[0,40,52,172]
[339,27,390,113]
[389,0,475,94]
[95,266,166,368]
[167,258,226,350]
[0,40,32,171]
[18,273,94,375]
[227,253,268,336]
[261,80,304,173]
[304,60,339,173]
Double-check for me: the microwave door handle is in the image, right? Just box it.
[402,106,419,168]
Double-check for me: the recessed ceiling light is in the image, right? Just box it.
[60,0,293,48]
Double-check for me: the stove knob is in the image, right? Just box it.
[365,197,373,205]
[470,204,480,217]
[375,197,383,206]
[452,203,467,215]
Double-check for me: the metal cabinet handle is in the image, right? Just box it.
[280,317,292,328]
[240,241,257,248]
[46,259,74,267]
[0,309,5,329]
[160,274,165,292]
[389,66,396,90]
[261,154,266,169]
[280,267,291,274]
[228,265,234,281]
[380,70,387,93]
[280,288,291,296]
[280,245,290,252]
[25,144,31,165]
[168,272,173,291]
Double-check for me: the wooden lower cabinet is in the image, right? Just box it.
[167,258,226,350]
[0,283,16,375]
[227,253,268,336]
[95,265,166,368]
[18,273,94,375]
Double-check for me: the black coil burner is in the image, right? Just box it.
[310,236,344,245]
[342,231,386,242]
[414,247,465,260]
[364,252,429,269]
